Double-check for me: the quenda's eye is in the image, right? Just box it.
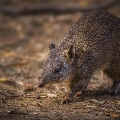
[54,67,61,74]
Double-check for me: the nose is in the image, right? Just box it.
[38,77,44,88]
[38,81,44,88]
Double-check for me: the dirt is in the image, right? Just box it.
[0,2,120,120]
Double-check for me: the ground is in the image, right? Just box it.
[0,2,120,120]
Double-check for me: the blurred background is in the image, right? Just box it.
[0,0,120,120]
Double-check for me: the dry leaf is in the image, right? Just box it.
[24,83,34,92]
[86,105,97,108]
[12,60,29,67]
[79,0,88,7]
[0,77,8,82]
[47,93,57,98]
[4,52,16,57]
[110,113,120,118]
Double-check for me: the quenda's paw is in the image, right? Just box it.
[61,97,73,104]
[109,86,120,95]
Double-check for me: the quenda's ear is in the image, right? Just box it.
[68,45,74,59]
[49,44,56,58]
[49,44,55,50]
[64,45,75,62]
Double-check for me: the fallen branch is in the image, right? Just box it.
[8,109,28,115]
[0,0,119,15]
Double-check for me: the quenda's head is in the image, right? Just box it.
[38,44,75,88]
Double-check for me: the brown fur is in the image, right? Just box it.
[38,10,120,103]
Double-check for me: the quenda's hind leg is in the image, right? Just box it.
[109,81,120,94]
[104,60,120,94]
[62,52,98,104]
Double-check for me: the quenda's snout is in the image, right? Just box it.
[38,77,45,88]
[38,81,44,88]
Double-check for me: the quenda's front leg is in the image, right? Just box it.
[62,75,91,104]
[62,52,98,104]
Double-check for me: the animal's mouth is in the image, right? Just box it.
[38,77,45,88]
[38,83,44,88]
